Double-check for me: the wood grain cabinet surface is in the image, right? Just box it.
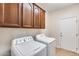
[0,3,45,28]
[0,4,3,26]
[40,9,45,28]
[22,3,33,28]
[3,3,21,27]
[33,4,40,28]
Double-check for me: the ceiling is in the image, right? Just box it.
[37,3,76,12]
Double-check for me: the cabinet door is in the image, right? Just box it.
[3,3,21,27]
[0,4,3,26]
[33,4,40,28]
[23,3,33,28]
[40,9,45,28]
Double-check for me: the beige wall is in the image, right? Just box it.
[44,4,79,48]
[0,28,42,56]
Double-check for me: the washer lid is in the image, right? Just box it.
[15,41,46,56]
[37,37,56,44]
[36,34,56,44]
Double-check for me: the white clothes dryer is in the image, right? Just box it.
[36,34,56,56]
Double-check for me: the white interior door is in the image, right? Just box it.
[60,17,77,52]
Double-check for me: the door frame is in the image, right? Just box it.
[59,16,78,53]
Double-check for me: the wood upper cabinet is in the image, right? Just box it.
[0,4,3,26]
[33,4,40,28]
[0,3,45,28]
[3,3,21,27]
[40,9,45,28]
[22,3,33,28]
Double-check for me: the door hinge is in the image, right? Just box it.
[76,34,78,37]
[60,32,62,37]
[76,48,78,51]
[76,20,78,23]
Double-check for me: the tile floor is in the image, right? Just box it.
[55,48,79,56]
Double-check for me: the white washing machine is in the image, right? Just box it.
[35,34,56,56]
[11,36,46,56]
